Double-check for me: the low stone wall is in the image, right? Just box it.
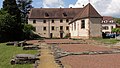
[50,45,120,59]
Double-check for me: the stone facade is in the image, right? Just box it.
[69,3,102,39]
[70,18,102,39]
[28,19,71,38]
[90,18,102,38]
[28,3,102,39]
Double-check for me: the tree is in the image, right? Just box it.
[112,28,120,34]
[17,0,33,23]
[23,24,35,39]
[0,9,17,42]
[114,18,120,24]
[2,0,24,41]
[3,0,21,23]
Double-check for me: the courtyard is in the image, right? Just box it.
[0,38,120,68]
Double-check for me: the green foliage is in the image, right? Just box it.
[0,43,37,68]
[17,0,33,23]
[17,0,33,13]
[23,24,35,32]
[0,0,39,42]
[23,24,40,39]
[114,18,120,24]
[112,28,120,33]
[92,38,120,44]
[3,0,21,23]
[1,0,25,42]
[0,10,19,42]
[64,33,70,38]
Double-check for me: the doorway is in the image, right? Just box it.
[60,33,63,38]
[50,33,53,38]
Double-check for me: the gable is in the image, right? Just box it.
[70,3,102,24]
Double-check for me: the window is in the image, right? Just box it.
[111,26,113,29]
[66,26,69,30]
[43,20,46,23]
[60,19,63,23]
[45,12,49,17]
[109,21,112,23]
[43,27,46,31]
[66,19,69,23]
[63,12,67,17]
[51,26,54,30]
[102,26,109,30]
[33,20,36,24]
[60,26,63,30]
[52,20,54,23]
[81,20,85,29]
[74,22,76,30]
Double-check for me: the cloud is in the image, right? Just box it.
[69,0,120,18]
[42,0,64,8]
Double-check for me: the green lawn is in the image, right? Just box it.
[92,38,120,44]
[0,43,38,68]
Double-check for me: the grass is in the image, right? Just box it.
[0,43,38,68]
[92,38,120,44]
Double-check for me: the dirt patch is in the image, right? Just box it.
[60,54,120,68]
[58,44,112,52]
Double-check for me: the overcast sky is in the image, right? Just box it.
[0,0,120,18]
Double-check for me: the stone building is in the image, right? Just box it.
[102,16,116,34]
[28,3,102,39]
[69,3,102,39]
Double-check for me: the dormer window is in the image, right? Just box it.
[104,21,106,23]
[106,20,108,23]
[45,12,49,17]
[109,20,112,23]
[63,12,67,17]
[111,20,113,23]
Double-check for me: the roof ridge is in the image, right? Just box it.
[69,3,102,24]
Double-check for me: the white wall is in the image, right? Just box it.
[102,24,116,33]
[70,19,89,39]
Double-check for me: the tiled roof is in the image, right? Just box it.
[28,3,102,24]
[28,8,83,19]
[102,16,113,20]
[102,16,116,24]
[70,3,102,23]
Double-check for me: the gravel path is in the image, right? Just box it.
[37,43,60,68]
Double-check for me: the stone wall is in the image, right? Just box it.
[89,18,102,38]
[28,19,71,38]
